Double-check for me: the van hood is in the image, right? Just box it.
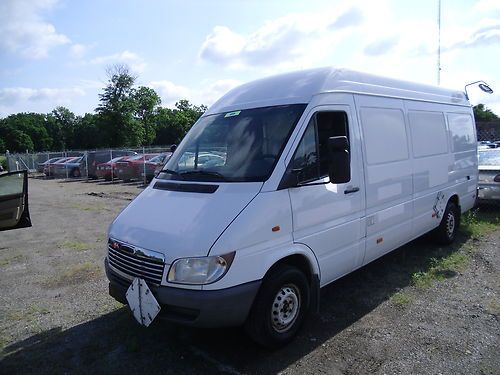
[108,181,262,264]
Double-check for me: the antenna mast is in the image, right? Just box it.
[437,0,441,85]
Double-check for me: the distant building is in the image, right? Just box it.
[476,121,499,141]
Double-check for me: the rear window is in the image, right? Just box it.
[129,155,144,161]
[447,113,475,152]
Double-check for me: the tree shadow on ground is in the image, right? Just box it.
[0,217,490,375]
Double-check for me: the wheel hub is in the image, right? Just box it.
[446,212,455,238]
[271,284,300,333]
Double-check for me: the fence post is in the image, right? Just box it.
[110,149,113,183]
[85,152,89,181]
[143,146,146,185]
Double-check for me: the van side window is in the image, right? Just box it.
[290,111,349,184]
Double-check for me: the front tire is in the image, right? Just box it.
[245,265,310,348]
[72,168,81,178]
[433,201,460,244]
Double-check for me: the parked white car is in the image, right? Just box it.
[105,67,478,347]
[477,148,500,202]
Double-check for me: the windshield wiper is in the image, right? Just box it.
[179,170,227,181]
[162,168,180,175]
[160,169,184,179]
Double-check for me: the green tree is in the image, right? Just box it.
[0,121,35,152]
[133,86,161,146]
[73,113,101,149]
[96,64,142,147]
[473,104,499,122]
[45,106,76,150]
[154,100,206,145]
[154,107,185,145]
[0,113,50,151]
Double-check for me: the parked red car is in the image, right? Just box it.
[115,154,159,181]
[141,153,172,182]
[96,156,132,181]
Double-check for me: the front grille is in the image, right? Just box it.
[107,240,165,285]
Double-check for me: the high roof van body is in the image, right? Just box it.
[105,67,478,346]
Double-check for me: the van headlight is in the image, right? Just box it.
[167,252,235,285]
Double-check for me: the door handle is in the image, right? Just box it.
[344,187,360,194]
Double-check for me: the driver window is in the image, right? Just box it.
[290,111,349,184]
[290,120,318,183]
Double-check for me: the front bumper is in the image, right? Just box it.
[116,169,139,180]
[105,258,261,328]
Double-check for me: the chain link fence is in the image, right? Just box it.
[3,146,173,185]
[477,128,498,142]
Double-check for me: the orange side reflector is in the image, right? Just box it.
[272,226,280,232]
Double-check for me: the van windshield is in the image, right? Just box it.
[159,104,306,182]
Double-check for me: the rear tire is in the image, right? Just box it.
[245,265,310,348]
[433,201,460,244]
[72,168,81,178]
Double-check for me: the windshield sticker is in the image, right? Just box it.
[224,111,241,118]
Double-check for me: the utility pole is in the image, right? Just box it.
[437,0,441,85]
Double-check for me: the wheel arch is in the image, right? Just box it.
[449,193,460,209]
[261,248,321,313]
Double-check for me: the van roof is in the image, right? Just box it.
[206,67,469,115]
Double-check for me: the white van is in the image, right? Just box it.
[105,67,478,347]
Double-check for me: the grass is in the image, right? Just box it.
[0,155,6,170]
[461,208,499,240]
[0,254,24,267]
[410,207,499,290]
[44,262,100,288]
[68,203,107,212]
[61,240,91,252]
[390,291,412,307]
[7,304,50,323]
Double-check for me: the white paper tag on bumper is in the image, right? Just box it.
[126,278,161,327]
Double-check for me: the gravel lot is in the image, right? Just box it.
[0,177,498,375]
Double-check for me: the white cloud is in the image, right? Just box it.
[0,0,70,59]
[197,79,242,106]
[363,37,399,56]
[148,79,241,108]
[148,80,191,107]
[70,43,89,59]
[444,19,500,52]
[0,87,85,104]
[199,5,363,70]
[0,86,87,117]
[89,50,147,73]
[475,0,500,13]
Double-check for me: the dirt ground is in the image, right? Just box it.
[0,177,498,375]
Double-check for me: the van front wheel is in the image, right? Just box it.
[245,265,310,348]
[433,201,460,244]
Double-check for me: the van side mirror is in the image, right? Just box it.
[328,136,350,184]
[170,144,177,153]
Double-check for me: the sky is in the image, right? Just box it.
[0,0,499,118]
